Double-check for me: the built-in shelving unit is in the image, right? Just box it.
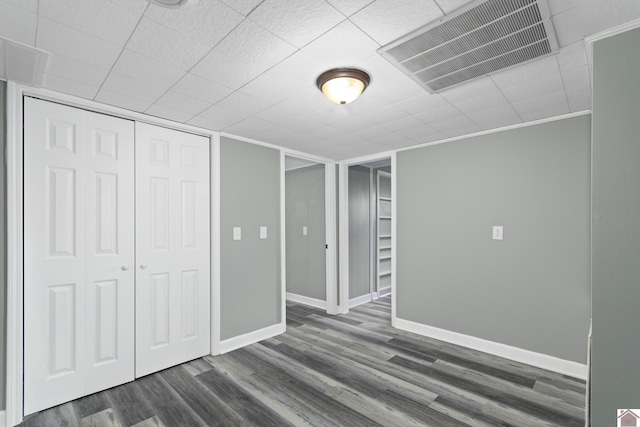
[377,171,392,296]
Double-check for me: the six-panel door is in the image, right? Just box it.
[23,98,136,414]
[135,122,211,377]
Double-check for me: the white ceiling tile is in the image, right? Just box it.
[396,123,441,140]
[491,56,561,89]
[350,0,443,45]
[562,65,591,103]
[552,0,640,46]
[368,77,424,104]
[255,105,298,125]
[46,54,110,87]
[435,0,473,13]
[512,91,569,117]
[413,102,461,124]
[126,17,211,71]
[223,116,277,138]
[569,98,591,112]
[381,115,424,132]
[172,73,234,104]
[215,91,272,115]
[198,104,252,127]
[443,124,483,138]
[214,19,297,70]
[145,0,243,48]
[145,104,194,123]
[250,0,345,48]
[111,49,184,88]
[325,0,374,17]
[186,115,226,131]
[217,0,264,16]
[519,103,571,122]
[277,86,326,116]
[1,0,38,12]
[95,89,153,112]
[238,73,300,103]
[37,18,122,69]
[191,51,261,90]
[556,41,588,72]
[394,93,450,115]
[466,105,522,130]
[107,0,148,14]
[153,90,212,116]
[101,72,167,103]
[430,115,478,133]
[42,73,100,99]
[359,104,409,124]
[549,0,588,17]
[439,76,498,104]
[0,2,37,45]
[354,54,408,87]
[501,73,565,104]
[39,0,143,45]
[450,90,510,115]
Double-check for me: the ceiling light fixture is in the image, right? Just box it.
[148,0,197,8]
[316,68,370,105]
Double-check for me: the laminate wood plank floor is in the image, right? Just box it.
[20,297,585,427]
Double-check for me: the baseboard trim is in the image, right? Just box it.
[218,322,285,355]
[378,286,391,296]
[0,410,5,427]
[394,318,588,380]
[349,293,372,308]
[286,293,327,310]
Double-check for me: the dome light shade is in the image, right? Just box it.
[316,68,370,105]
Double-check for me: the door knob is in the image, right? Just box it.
[140,264,148,269]
[121,265,130,271]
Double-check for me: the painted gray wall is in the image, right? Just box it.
[396,115,591,363]
[591,27,640,426]
[0,80,6,410]
[285,164,326,301]
[349,165,370,299]
[220,137,281,340]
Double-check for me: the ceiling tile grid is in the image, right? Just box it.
[3,0,640,159]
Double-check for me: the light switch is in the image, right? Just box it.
[233,227,241,241]
[303,226,308,236]
[492,226,503,240]
[260,226,267,239]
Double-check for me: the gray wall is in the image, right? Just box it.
[220,137,281,340]
[591,27,640,426]
[285,164,326,301]
[396,115,591,363]
[349,166,371,299]
[1,80,6,410]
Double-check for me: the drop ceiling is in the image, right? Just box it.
[0,0,638,160]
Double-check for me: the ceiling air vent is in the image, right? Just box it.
[378,0,559,93]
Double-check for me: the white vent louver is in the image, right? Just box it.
[378,0,559,93]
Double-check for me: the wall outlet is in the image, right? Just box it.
[303,226,308,236]
[233,227,241,240]
[492,226,503,240]
[260,226,267,239]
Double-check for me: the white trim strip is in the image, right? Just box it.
[286,293,328,310]
[280,151,287,327]
[6,81,25,426]
[390,152,397,327]
[349,293,373,308]
[324,163,339,315]
[394,318,588,380]
[0,410,6,427]
[218,323,286,355]
[211,133,221,356]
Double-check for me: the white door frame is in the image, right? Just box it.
[282,152,338,315]
[337,152,397,320]
[5,83,220,426]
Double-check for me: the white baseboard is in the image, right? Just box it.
[286,292,327,310]
[378,286,391,296]
[218,322,286,355]
[0,410,5,427]
[394,318,588,380]
[349,293,373,308]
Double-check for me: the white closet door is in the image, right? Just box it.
[24,98,135,414]
[135,123,210,377]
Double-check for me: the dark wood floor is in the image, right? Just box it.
[21,297,586,426]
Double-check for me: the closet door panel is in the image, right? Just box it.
[84,112,135,395]
[135,123,210,377]
[24,98,135,414]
